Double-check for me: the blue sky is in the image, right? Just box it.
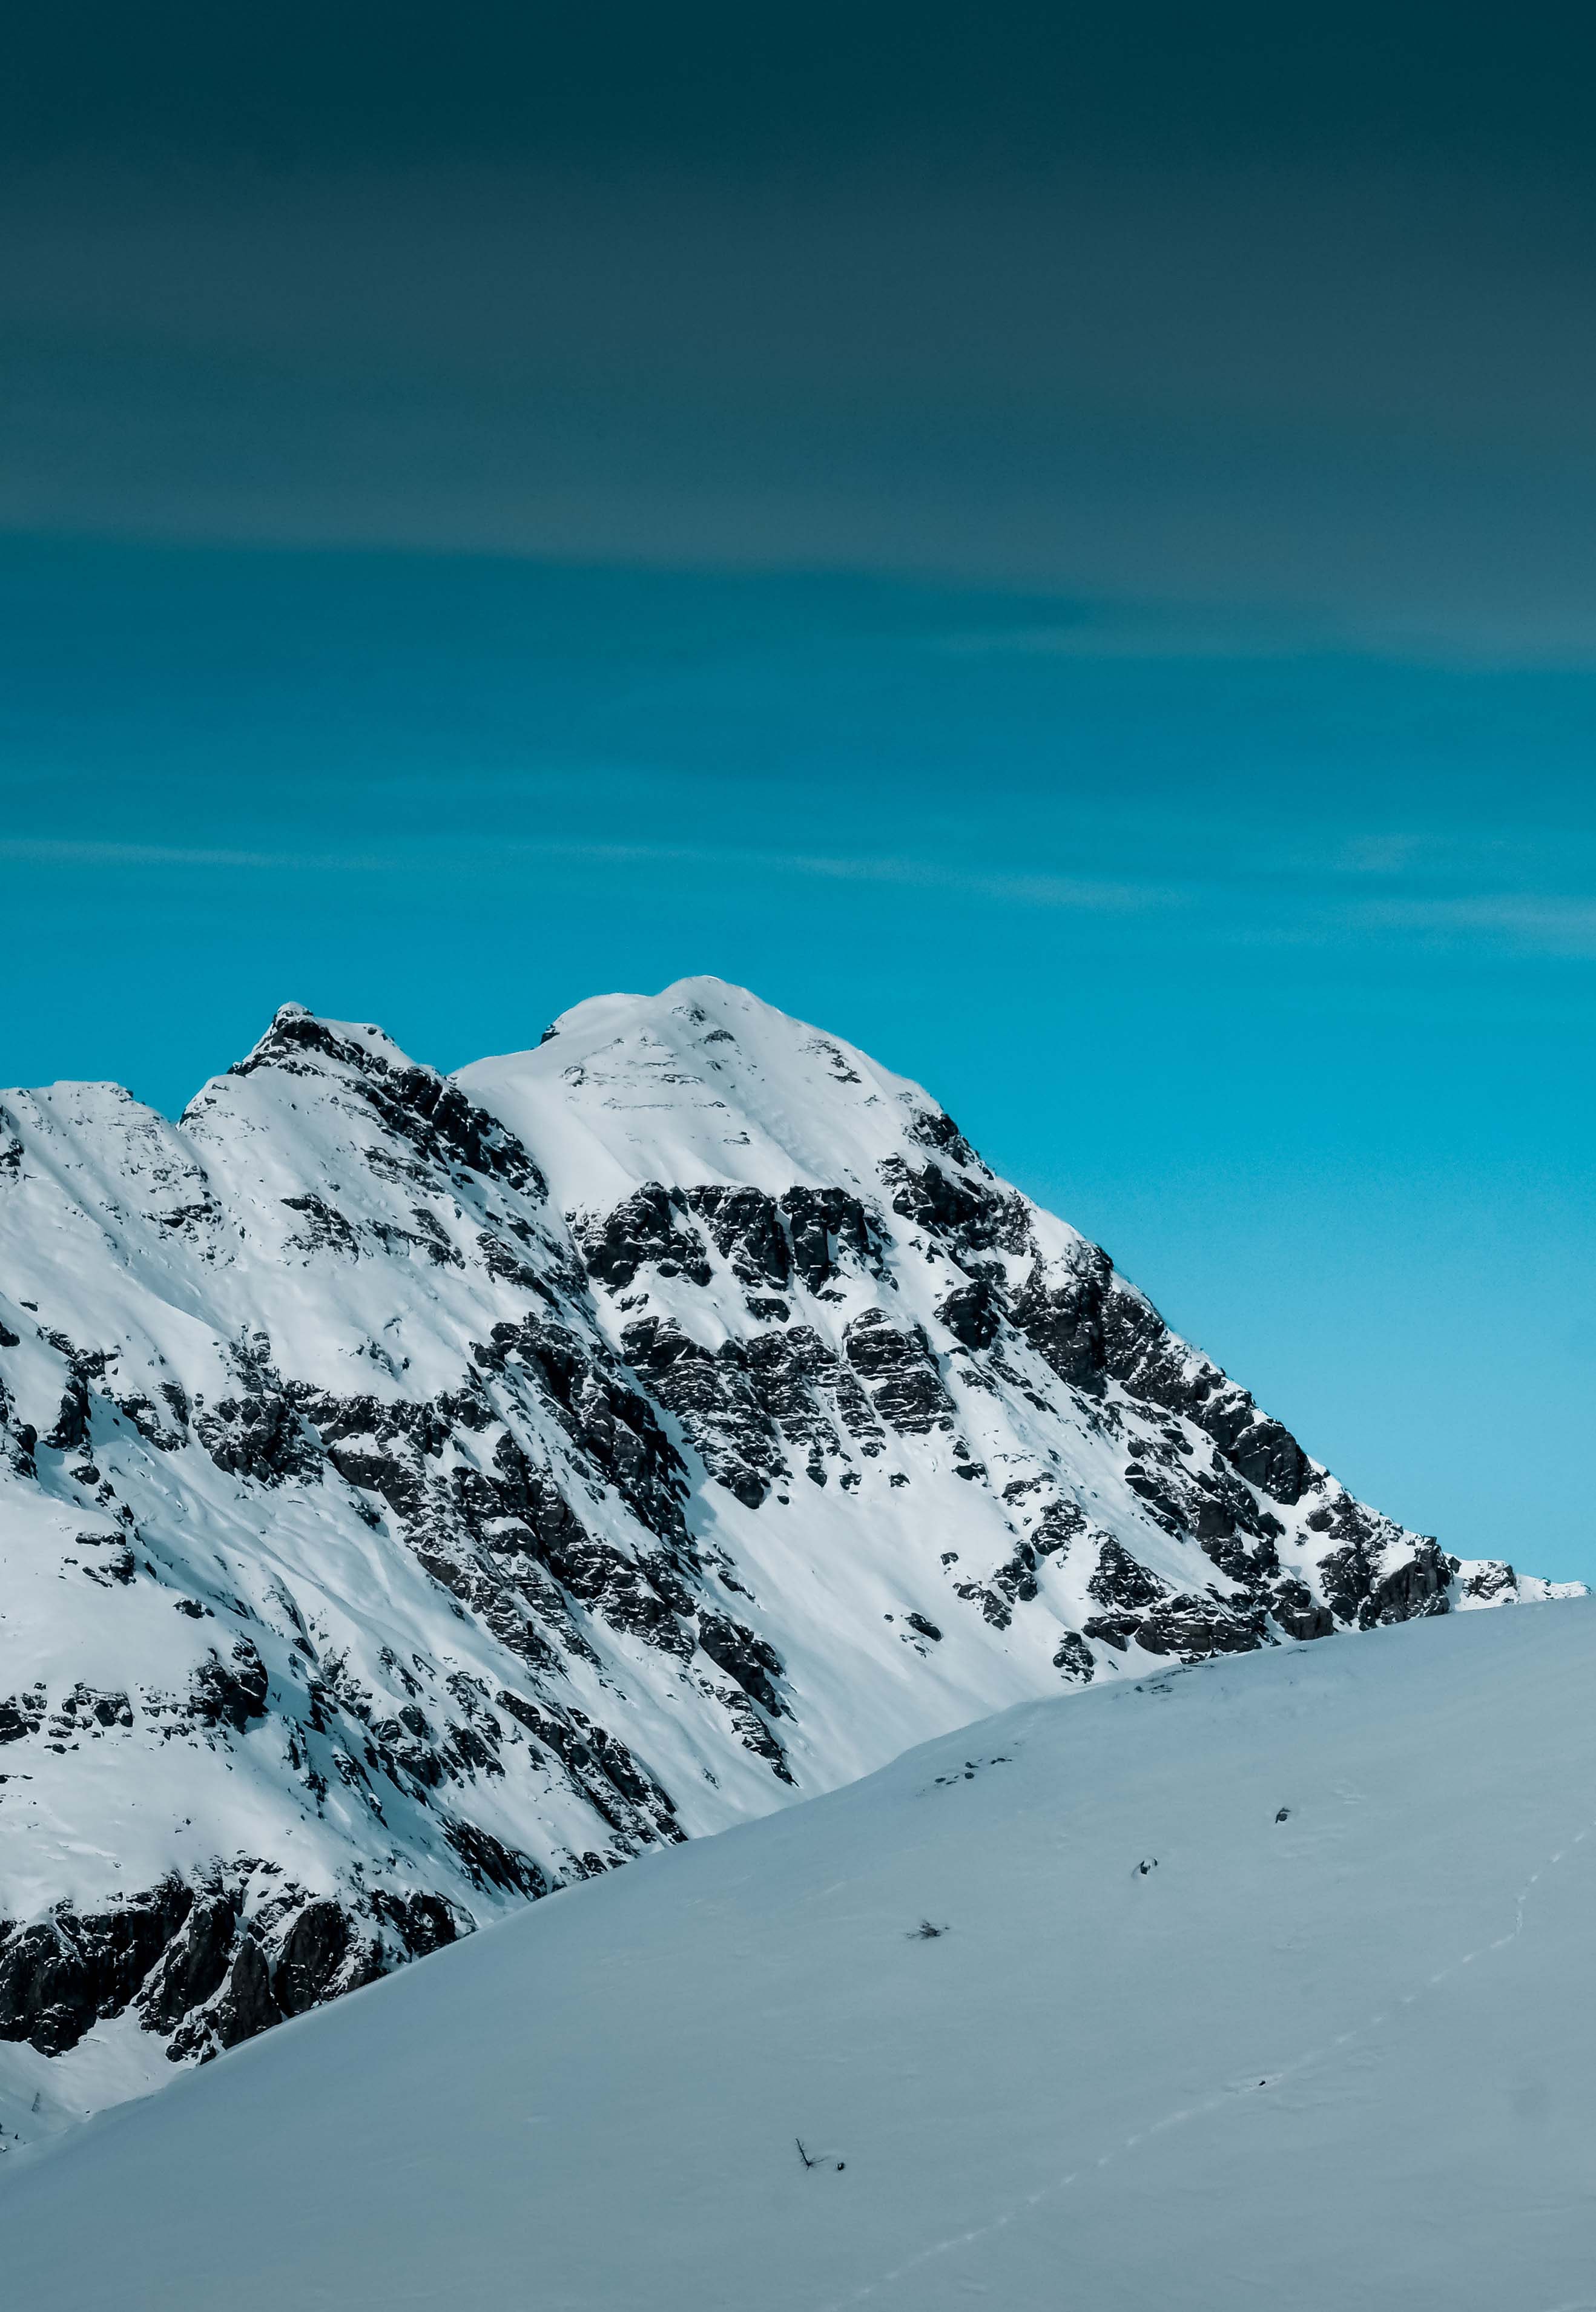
[4,534,1594,1580]
[4,5,1594,1578]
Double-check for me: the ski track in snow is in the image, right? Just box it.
[817,1811,1596,2310]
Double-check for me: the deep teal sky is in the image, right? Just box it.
[4,535,1593,1580]
[5,7,1594,1578]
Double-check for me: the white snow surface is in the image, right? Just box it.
[0,977,1575,2144]
[4,1597,1595,2311]
[462,978,1024,1211]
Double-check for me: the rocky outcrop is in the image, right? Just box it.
[843,1309,956,1435]
[1009,1243,1312,1503]
[0,1871,404,2066]
[576,1184,713,1293]
[189,1640,270,1732]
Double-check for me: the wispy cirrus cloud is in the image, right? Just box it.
[2,832,1186,914]
[1348,892,1596,958]
[2,837,341,871]
[11,832,1596,961]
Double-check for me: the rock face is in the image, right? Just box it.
[0,980,1574,2142]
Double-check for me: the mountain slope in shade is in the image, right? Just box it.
[0,978,1572,2143]
[3,1600,1594,2312]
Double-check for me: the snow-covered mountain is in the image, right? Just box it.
[0,977,1572,2142]
[5,1599,1595,2311]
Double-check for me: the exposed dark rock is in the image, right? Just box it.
[273,1899,353,2017]
[196,1342,320,1487]
[1271,1575,1334,1641]
[190,1639,270,1733]
[844,1309,955,1435]
[1087,1538,1167,1615]
[900,1102,980,1167]
[0,1878,193,2055]
[490,1689,679,1841]
[1011,1247,1311,1506]
[139,1892,240,2032]
[45,1368,93,1453]
[0,1689,44,1742]
[111,1391,184,1449]
[954,1579,1014,1630]
[1102,1291,1312,1504]
[712,1684,794,1782]
[487,1317,691,1544]
[1010,1242,1114,1394]
[369,1889,465,1957]
[1134,1596,1265,1661]
[684,1185,793,1288]
[937,1277,1003,1351]
[280,1194,360,1259]
[991,1545,1040,1605]
[1313,1499,1454,1629]
[878,1158,1026,1258]
[1197,1525,1282,1587]
[58,1681,133,1729]
[1032,1500,1086,1556]
[201,1932,285,2053]
[698,1613,786,1715]
[1052,1631,1096,1681]
[880,1156,986,1238]
[576,1184,711,1291]
[231,1007,546,1197]
[621,1317,784,1509]
[1081,1613,1140,1652]
[780,1186,883,1291]
[1365,1543,1454,1624]
[441,1818,550,1897]
[742,1325,849,1451]
[478,1229,549,1293]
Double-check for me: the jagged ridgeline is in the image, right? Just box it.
[0,979,1569,2136]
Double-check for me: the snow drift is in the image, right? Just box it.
[3,1598,1594,2310]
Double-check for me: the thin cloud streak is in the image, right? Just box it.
[1351,892,1596,958]
[11,833,1596,959]
[0,832,1179,911]
[1,837,395,872]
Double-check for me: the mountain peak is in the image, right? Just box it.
[457,978,974,1218]
[227,1003,423,1085]
[0,978,1573,2150]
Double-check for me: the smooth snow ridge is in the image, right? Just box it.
[0,976,1575,2143]
[2,1600,1594,2311]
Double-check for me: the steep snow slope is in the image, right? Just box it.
[4,1599,1595,2312]
[0,979,1570,2140]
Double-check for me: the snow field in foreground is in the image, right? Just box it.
[4,1598,1596,2311]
